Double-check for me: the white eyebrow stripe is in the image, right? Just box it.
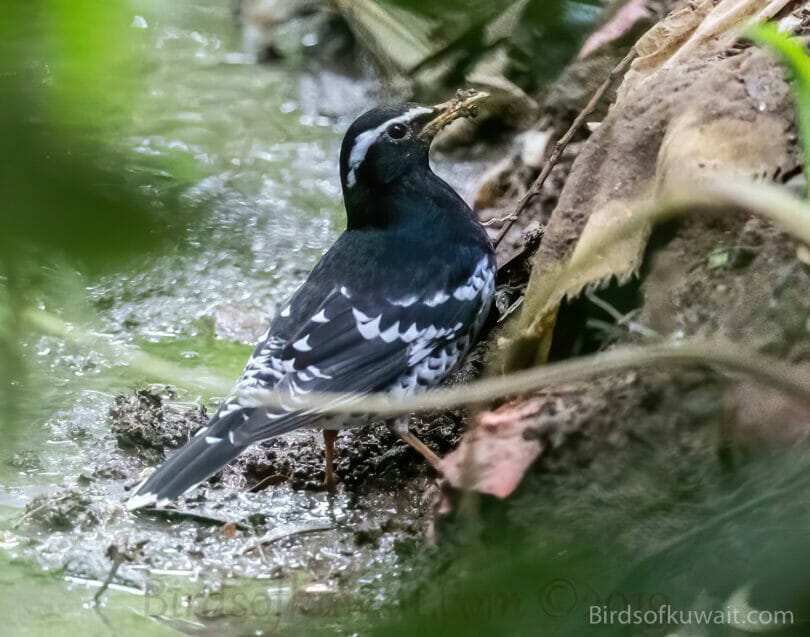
[346,107,434,188]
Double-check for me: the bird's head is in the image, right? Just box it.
[339,90,487,227]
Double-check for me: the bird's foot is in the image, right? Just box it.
[322,474,339,493]
[303,474,339,493]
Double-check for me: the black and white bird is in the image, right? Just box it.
[127,92,496,510]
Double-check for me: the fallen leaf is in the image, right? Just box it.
[439,400,545,498]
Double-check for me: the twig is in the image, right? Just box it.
[494,47,637,248]
[94,553,126,606]
[251,339,810,417]
[585,291,626,323]
[249,473,289,492]
[23,308,231,395]
[24,179,810,419]
[242,521,336,556]
[140,507,250,529]
[23,180,810,417]
[586,291,659,338]
[93,540,148,606]
[482,211,522,227]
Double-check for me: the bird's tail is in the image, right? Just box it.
[126,411,247,510]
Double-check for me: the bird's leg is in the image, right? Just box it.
[322,429,338,491]
[390,418,442,472]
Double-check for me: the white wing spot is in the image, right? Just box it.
[453,256,496,301]
[307,365,333,380]
[272,356,296,372]
[127,491,158,511]
[390,294,418,307]
[424,290,450,307]
[205,436,222,444]
[356,313,382,340]
[401,323,423,342]
[182,482,204,496]
[311,309,329,323]
[379,321,401,343]
[280,305,291,318]
[293,335,313,352]
[352,307,371,322]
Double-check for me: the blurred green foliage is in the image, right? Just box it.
[748,23,810,199]
[372,448,810,636]
[0,1,202,439]
[0,1,196,267]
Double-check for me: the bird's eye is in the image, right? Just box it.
[387,123,408,140]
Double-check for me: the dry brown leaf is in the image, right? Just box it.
[510,0,795,367]
[439,400,545,498]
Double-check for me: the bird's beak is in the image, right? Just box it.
[419,89,489,141]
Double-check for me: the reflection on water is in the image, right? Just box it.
[101,1,347,344]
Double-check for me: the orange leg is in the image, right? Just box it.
[323,429,338,491]
[390,418,442,472]
[399,430,442,472]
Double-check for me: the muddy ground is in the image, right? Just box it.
[16,333,487,634]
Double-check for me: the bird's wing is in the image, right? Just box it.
[221,254,496,444]
[127,255,495,508]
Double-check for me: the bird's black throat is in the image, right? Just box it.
[342,162,473,236]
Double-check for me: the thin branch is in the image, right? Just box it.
[93,540,148,606]
[255,340,810,416]
[242,521,336,556]
[13,493,72,529]
[586,291,659,338]
[23,308,232,395]
[93,553,126,606]
[494,47,637,247]
[140,507,249,529]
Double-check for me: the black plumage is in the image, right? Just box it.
[128,97,495,509]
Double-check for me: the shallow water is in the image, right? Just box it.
[0,2,453,634]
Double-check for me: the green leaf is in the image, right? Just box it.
[0,1,197,268]
[747,23,810,199]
